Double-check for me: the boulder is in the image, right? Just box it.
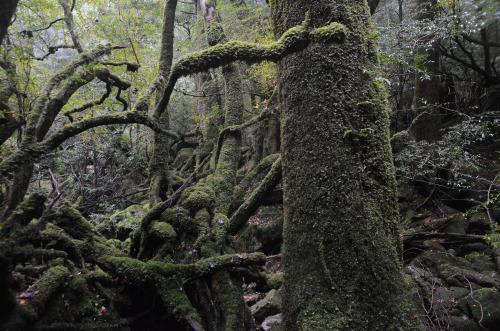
[250,289,281,322]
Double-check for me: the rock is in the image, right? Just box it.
[459,288,500,330]
[181,185,215,214]
[250,289,281,322]
[467,212,490,235]
[97,204,148,240]
[432,286,470,319]
[444,266,500,288]
[465,252,497,273]
[261,313,281,331]
[442,214,466,234]
[448,316,482,331]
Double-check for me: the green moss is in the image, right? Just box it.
[211,270,251,330]
[41,223,82,262]
[310,23,348,43]
[297,297,350,330]
[160,208,187,225]
[212,213,229,245]
[87,264,112,284]
[231,153,280,211]
[1,192,46,235]
[200,240,219,258]
[390,130,411,154]
[266,273,283,289]
[150,221,177,243]
[48,257,67,267]
[32,265,70,303]
[234,223,260,252]
[181,185,216,214]
[69,277,87,293]
[51,201,95,240]
[157,281,201,325]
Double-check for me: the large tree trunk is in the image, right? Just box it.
[271,1,422,329]
[0,0,18,46]
[411,0,441,142]
[148,0,178,204]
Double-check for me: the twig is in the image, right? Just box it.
[485,171,500,226]
[109,188,149,201]
[462,275,488,331]
[47,168,61,210]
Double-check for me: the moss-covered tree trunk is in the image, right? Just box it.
[271,0,422,329]
[148,0,178,204]
[411,0,441,142]
[197,2,252,330]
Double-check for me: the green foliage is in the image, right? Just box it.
[484,223,500,247]
[394,112,499,197]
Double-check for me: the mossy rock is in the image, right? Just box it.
[106,238,130,253]
[102,204,149,240]
[465,252,497,273]
[448,315,482,331]
[161,208,189,226]
[391,130,411,154]
[442,214,467,234]
[467,212,491,235]
[173,147,194,168]
[257,217,283,253]
[234,223,261,252]
[149,221,177,250]
[51,202,95,240]
[459,288,500,330]
[431,286,470,319]
[251,289,282,322]
[181,185,216,214]
[266,273,283,290]
[161,208,198,236]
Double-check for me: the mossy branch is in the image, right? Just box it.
[95,67,131,90]
[101,61,140,72]
[42,111,180,150]
[136,152,213,259]
[63,83,112,119]
[229,156,282,235]
[214,109,271,170]
[25,43,115,137]
[104,252,266,279]
[154,21,347,117]
[0,112,178,179]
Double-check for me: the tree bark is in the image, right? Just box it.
[0,0,18,46]
[271,0,423,329]
[148,0,178,204]
[411,0,441,142]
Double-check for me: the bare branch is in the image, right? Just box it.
[47,168,62,209]
[63,83,112,119]
[20,18,64,37]
[58,0,84,52]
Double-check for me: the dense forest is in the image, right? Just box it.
[0,0,499,330]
